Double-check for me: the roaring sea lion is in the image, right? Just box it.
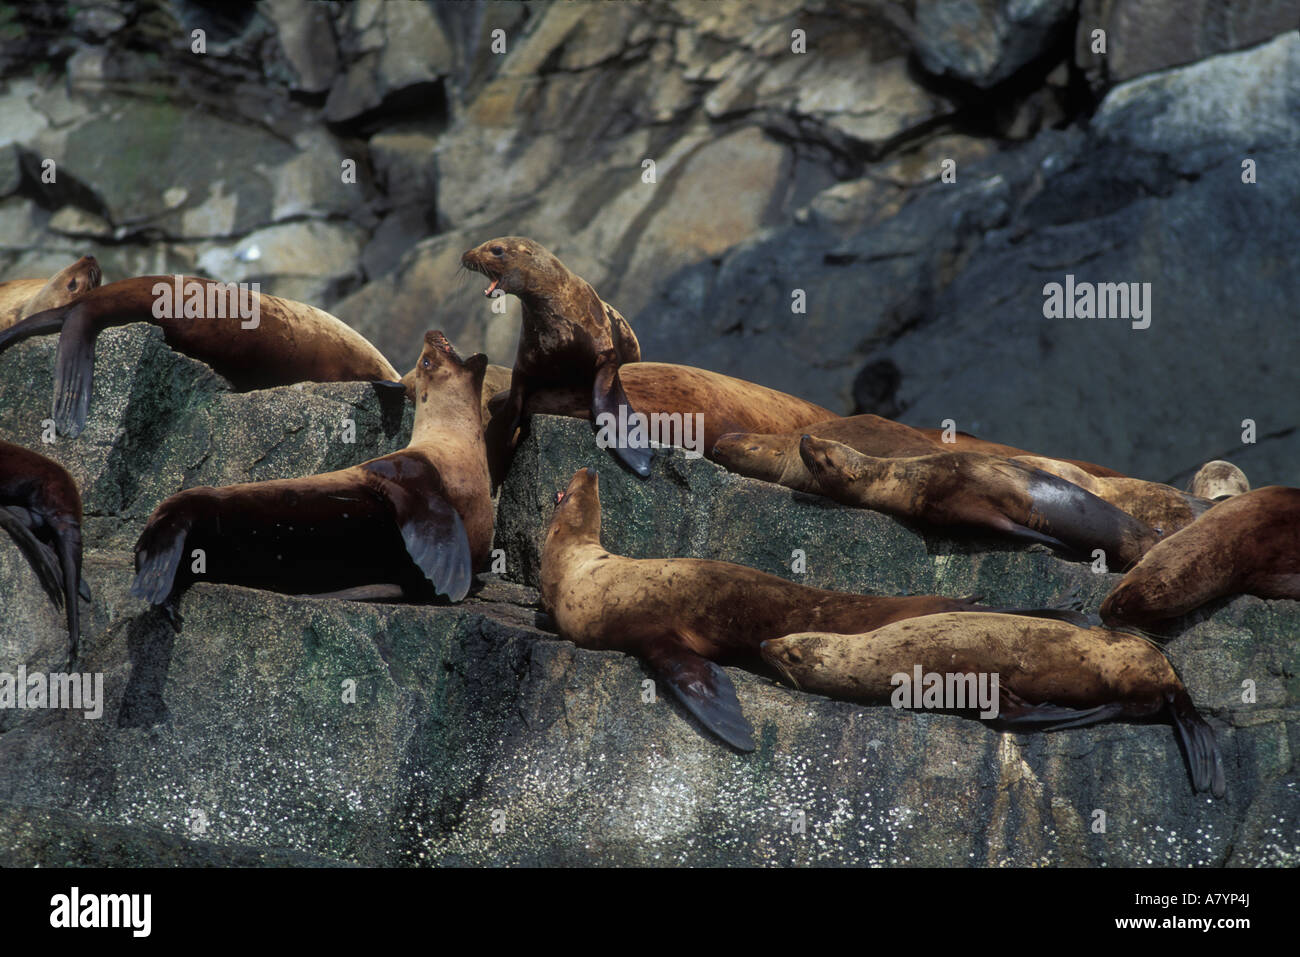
[131,331,491,612]
[1100,486,1300,629]
[0,440,91,665]
[541,466,1088,751]
[0,275,401,437]
[460,237,649,482]
[492,362,835,460]
[0,255,102,330]
[917,427,1124,478]
[798,435,1161,567]
[1188,460,1250,501]
[1011,455,1212,535]
[760,612,1225,797]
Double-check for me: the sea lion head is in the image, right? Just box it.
[711,432,785,481]
[460,236,567,300]
[406,330,488,407]
[797,435,865,489]
[21,254,102,317]
[1188,460,1249,501]
[545,466,602,545]
[758,635,820,691]
[1098,574,1168,630]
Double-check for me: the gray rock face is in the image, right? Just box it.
[0,333,1294,864]
[0,2,1295,866]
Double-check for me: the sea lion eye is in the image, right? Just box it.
[67,279,77,290]
[421,357,431,369]
[490,245,505,257]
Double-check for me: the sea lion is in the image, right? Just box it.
[712,415,958,493]
[131,331,491,611]
[460,237,649,481]
[0,275,401,437]
[760,612,1225,797]
[797,435,1161,567]
[1188,460,1250,501]
[0,255,102,330]
[541,466,1088,751]
[492,362,836,461]
[917,427,1124,478]
[0,440,91,665]
[480,362,514,425]
[1100,485,1300,629]
[1011,455,1212,535]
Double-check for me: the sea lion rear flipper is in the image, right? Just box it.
[52,309,98,438]
[0,506,64,606]
[591,357,651,478]
[1169,690,1226,798]
[53,525,83,667]
[361,458,473,602]
[980,606,1096,627]
[645,638,756,751]
[78,576,92,602]
[1001,522,1071,552]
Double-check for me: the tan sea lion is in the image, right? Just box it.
[1012,455,1212,535]
[541,467,1088,750]
[0,275,401,437]
[1188,460,1250,501]
[131,331,490,611]
[797,435,1161,567]
[917,427,1125,477]
[493,362,836,461]
[460,236,649,481]
[1100,485,1300,629]
[712,415,959,493]
[0,255,102,330]
[760,612,1225,797]
[0,440,91,666]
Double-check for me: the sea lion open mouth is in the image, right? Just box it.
[459,250,503,297]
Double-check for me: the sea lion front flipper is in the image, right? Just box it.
[1000,522,1071,552]
[996,691,1123,730]
[644,638,756,751]
[1168,690,1226,798]
[52,308,98,438]
[980,606,1095,627]
[591,355,651,478]
[131,514,191,607]
[0,305,70,352]
[0,506,64,606]
[361,458,473,602]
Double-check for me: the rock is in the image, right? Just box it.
[914,0,1076,88]
[2,402,1292,866]
[368,129,438,207]
[1076,0,1300,93]
[0,143,21,197]
[325,0,453,124]
[264,0,339,94]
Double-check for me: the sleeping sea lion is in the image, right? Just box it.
[760,612,1225,797]
[541,466,1089,751]
[797,435,1161,567]
[0,255,102,330]
[0,275,400,437]
[1100,486,1300,629]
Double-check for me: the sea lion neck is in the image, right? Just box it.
[409,375,482,446]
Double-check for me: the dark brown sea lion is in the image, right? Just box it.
[0,275,401,437]
[541,467,1087,751]
[760,612,1225,797]
[493,362,836,461]
[1100,486,1300,629]
[0,440,90,665]
[131,331,490,612]
[1187,460,1250,501]
[797,435,1161,567]
[460,237,649,481]
[917,427,1125,478]
[0,255,102,331]
[1012,455,1212,535]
